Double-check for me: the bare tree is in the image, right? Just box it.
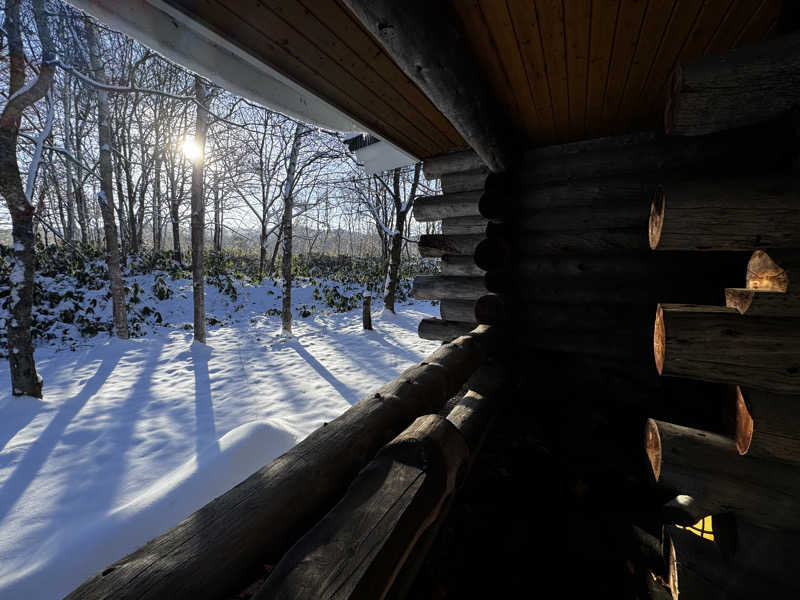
[280,122,306,335]
[191,75,210,343]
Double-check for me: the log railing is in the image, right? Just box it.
[65,327,498,600]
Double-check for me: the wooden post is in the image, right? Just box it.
[64,328,497,600]
[665,31,800,136]
[362,293,372,330]
[654,303,800,394]
[646,419,800,530]
[649,176,800,251]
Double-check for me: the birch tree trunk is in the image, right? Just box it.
[191,77,211,343]
[0,0,56,397]
[281,123,306,335]
[87,18,129,340]
[152,148,162,251]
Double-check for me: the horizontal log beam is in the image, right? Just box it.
[253,414,470,599]
[474,237,510,272]
[649,176,800,251]
[735,386,800,465]
[411,275,486,301]
[413,191,481,222]
[343,0,515,172]
[666,32,800,135]
[64,328,497,600]
[725,288,800,317]
[418,234,483,258]
[441,215,488,235]
[418,318,477,342]
[648,419,800,530]
[422,149,483,179]
[440,168,488,194]
[654,303,800,394]
[439,296,505,325]
[440,255,484,277]
[513,229,647,255]
[440,299,477,323]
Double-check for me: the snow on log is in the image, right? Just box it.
[64,327,497,600]
[649,176,800,251]
[654,303,800,394]
[647,419,800,530]
[665,32,800,136]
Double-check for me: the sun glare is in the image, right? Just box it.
[182,137,203,161]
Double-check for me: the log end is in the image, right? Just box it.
[734,386,754,456]
[645,418,662,482]
[653,305,665,375]
[747,250,789,292]
[663,65,682,134]
[648,187,665,250]
[478,191,504,221]
[725,288,755,314]
[665,533,679,600]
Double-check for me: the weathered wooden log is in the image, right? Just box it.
[440,299,476,324]
[649,176,800,251]
[517,326,649,359]
[440,168,488,194]
[411,275,486,301]
[647,419,800,530]
[665,32,800,136]
[418,318,476,342]
[413,191,481,222]
[441,215,487,235]
[516,117,797,187]
[439,296,504,325]
[514,229,647,255]
[422,149,483,180]
[253,414,470,600]
[343,0,515,172]
[734,385,800,464]
[474,294,505,325]
[64,328,497,600]
[725,288,800,317]
[670,524,800,599]
[515,205,649,232]
[418,234,483,258]
[518,303,651,332]
[654,303,800,394]
[440,255,484,277]
[745,249,800,291]
[474,237,510,272]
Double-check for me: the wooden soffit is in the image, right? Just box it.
[114,1,785,160]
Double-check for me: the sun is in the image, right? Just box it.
[181,137,203,161]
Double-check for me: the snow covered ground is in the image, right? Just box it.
[0,275,440,599]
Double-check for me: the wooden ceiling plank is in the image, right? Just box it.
[190,0,432,157]
[535,0,571,141]
[602,0,649,131]
[638,0,707,126]
[616,0,677,127]
[565,0,592,141]
[324,0,466,147]
[735,0,784,46]
[261,0,454,152]
[585,0,621,138]
[479,0,545,141]
[452,1,524,144]
[506,0,557,144]
[704,0,766,55]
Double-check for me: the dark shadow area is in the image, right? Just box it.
[0,350,123,523]
[289,340,361,403]
[0,395,45,452]
[191,341,219,456]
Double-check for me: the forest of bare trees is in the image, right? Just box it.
[0,0,440,398]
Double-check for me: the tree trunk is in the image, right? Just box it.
[281,124,306,335]
[0,0,55,397]
[152,152,162,251]
[384,164,420,313]
[213,176,222,253]
[88,21,129,339]
[191,76,210,343]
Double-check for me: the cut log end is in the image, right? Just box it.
[666,534,679,600]
[648,187,665,250]
[725,288,755,314]
[664,65,682,134]
[654,305,665,375]
[735,386,754,456]
[747,250,788,291]
[645,418,662,482]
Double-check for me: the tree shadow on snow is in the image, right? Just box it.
[0,395,45,453]
[288,340,361,404]
[191,341,219,457]
[0,348,123,523]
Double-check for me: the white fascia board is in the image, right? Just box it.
[67,0,420,164]
[354,140,416,175]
